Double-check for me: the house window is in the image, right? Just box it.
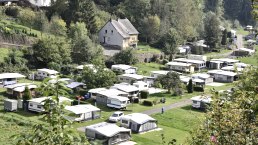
[37,105,42,109]
[122,120,129,124]
[108,37,110,41]
[105,30,107,33]
[111,30,113,34]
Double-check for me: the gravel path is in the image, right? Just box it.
[141,99,192,115]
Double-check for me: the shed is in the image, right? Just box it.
[86,122,131,145]
[4,99,18,111]
[0,73,25,86]
[120,113,157,133]
[65,104,101,122]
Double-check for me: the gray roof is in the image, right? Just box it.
[111,18,139,38]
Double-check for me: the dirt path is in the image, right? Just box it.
[141,99,192,115]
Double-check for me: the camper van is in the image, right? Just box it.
[191,95,212,109]
[107,96,129,109]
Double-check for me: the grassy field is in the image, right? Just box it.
[0,48,9,62]
[133,63,164,76]
[237,28,249,35]
[205,49,232,58]
[132,106,205,144]
[135,44,161,54]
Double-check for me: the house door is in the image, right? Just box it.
[103,37,106,43]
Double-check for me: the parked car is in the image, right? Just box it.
[109,111,124,122]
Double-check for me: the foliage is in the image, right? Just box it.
[221,29,227,45]
[113,49,138,65]
[69,22,103,64]
[162,28,181,60]
[5,7,19,17]
[187,79,193,93]
[140,91,149,99]
[155,72,182,94]
[191,46,204,55]
[49,15,67,36]
[141,15,160,43]
[17,8,36,31]
[0,48,29,74]
[26,37,71,69]
[23,86,32,101]
[142,100,153,106]
[13,79,89,144]
[204,12,221,49]
[81,65,116,89]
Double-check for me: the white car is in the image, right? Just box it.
[109,111,124,122]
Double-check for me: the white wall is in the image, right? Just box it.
[29,0,52,7]
[99,22,125,48]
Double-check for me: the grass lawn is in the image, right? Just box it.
[134,62,164,76]
[135,44,161,54]
[132,106,205,144]
[0,48,9,62]
[237,28,249,35]
[205,49,232,58]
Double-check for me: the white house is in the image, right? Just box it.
[133,81,149,91]
[64,104,101,122]
[118,74,144,84]
[85,122,131,145]
[5,83,37,98]
[0,73,25,86]
[191,73,213,85]
[111,83,139,97]
[99,18,139,49]
[174,58,206,70]
[166,62,195,73]
[209,58,240,69]
[191,95,212,109]
[111,64,137,74]
[120,113,158,133]
[28,96,72,113]
[207,70,238,83]
[35,68,59,80]
[28,0,52,7]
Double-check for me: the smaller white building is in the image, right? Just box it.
[36,68,59,80]
[174,58,206,70]
[207,70,238,83]
[191,95,212,109]
[191,73,213,85]
[118,74,144,84]
[111,64,137,74]
[0,73,25,86]
[166,62,195,73]
[133,81,149,91]
[111,83,139,97]
[28,96,72,113]
[64,104,101,122]
[120,113,157,133]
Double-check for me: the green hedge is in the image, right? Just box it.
[140,91,149,99]
[142,100,153,106]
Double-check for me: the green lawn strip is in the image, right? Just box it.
[135,44,161,54]
[236,28,249,35]
[205,49,232,58]
[0,48,9,62]
[133,63,164,76]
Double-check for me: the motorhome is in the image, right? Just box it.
[0,73,25,86]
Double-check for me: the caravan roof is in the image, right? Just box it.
[0,73,25,79]
[28,96,72,105]
[111,64,136,70]
[65,104,100,114]
[66,82,85,89]
[166,62,193,67]
[37,68,59,75]
[119,74,144,80]
[88,88,107,94]
[211,58,240,64]
[98,89,128,97]
[191,73,211,79]
[191,95,212,104]
[121,113,156,124]
[174,58,205,64]
[207,70,237,77]
[86,122,130,137]
[111,84,139,93]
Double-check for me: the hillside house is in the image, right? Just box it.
[99,18,139,49]
[111,64,137,74]
[207,70,238,83]
[166,62,195,73]
[0,73,25,86]
[118,74,144,84]
[85,122,131,145]
[120,113,158,133]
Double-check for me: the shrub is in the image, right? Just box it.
[153,99,159,105]
[132,98,139,103]
[5,7,19,17]
[142,100,153,106]
[162,59,169,65]
[140,91,149,99]
[151,54,159,62]
[155,58,161,64]
[187,79,193,93]
[194,86,204,92]
[79,89,87,96]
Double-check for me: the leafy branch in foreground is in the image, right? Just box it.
[12,79,89,145]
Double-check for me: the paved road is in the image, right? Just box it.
[141,99,192,115]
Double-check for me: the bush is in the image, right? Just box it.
[140,91,149,99]
[132,98,139,103]
[194,86,204,92]
[151,54,159,62]
[162,59,169,65]
[142,100,153,106]
[155,58,161,64]
[79,89,87,96]
[5,7,19,17]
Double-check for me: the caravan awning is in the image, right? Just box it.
[66,82,85,89]
[65,104,100,114]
